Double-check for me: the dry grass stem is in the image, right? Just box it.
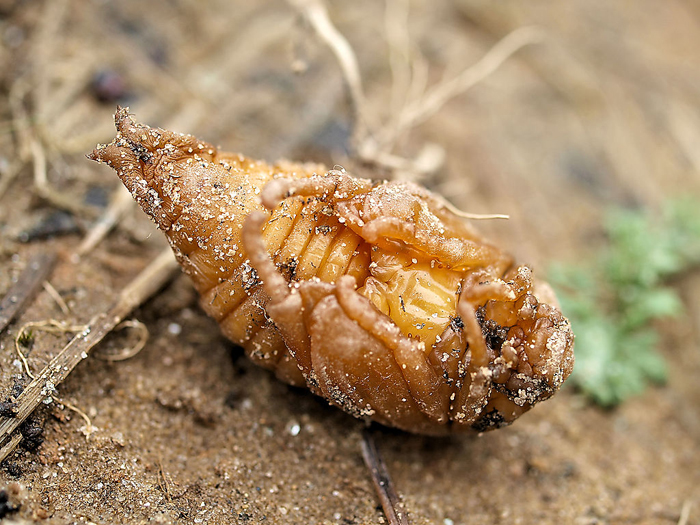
[0,248,179,463]
[75,186,136,259]
[384,26,545,144]
[15,320,90,380]
[678,500,692,525]
[0,434,22,465]
[287,0,369,143]
[288,0,543,184]
[436,196,509,220]
[8,77,34,162]
[361,429,410,525]
[0,252,57,334]
[157,456,172,501]
[30,136,95,218]
[42,281,70,315]
[93,319,149,362]
[56,398,97,438]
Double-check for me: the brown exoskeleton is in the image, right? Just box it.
[89,107,574,435]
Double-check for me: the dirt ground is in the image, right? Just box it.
[0,1,699,524]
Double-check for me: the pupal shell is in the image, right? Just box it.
[89,108,574,435]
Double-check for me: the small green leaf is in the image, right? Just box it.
[550,197,699,407]
[619,286,683,329]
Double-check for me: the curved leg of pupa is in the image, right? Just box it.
[450,293,493,426]
[333,276,452,425]
[243,210,446,430]
[335,188,510,271]
[450,268,524,426]
[305,288,446,434]
[241,211,331,384]
[459,268,519,304]
[451,269,537,429]
[358,215,502,268]
[259,169,373,211]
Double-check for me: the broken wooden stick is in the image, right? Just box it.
[361,428,411,525]
[0,248,179,462]
[0,251,57,334]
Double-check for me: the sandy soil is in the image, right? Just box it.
[0,1,699,524]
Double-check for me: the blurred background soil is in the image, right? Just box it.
[0,1,699,523]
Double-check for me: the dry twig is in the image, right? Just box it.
[157,455,172,501]
[0,252,57,334]
[42,281,70,315]
[288,0,369,144]
[0,434,22,465]
[30,136,95,218]
[677,500,692,525]
[58,398,97,438]
[75,186,136,259]
[93,319,149,362]
[361,429,410,525]
[0,248,179,462]
[288,0,543,181]
[380,26,544,147]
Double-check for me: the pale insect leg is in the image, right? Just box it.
[335,276,450,423]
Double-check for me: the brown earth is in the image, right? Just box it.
[0,1,699,524]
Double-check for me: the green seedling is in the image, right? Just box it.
[549,197,700,406]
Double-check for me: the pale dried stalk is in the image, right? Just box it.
[42,281,70,315]
[0,248,179,463]
[287,0,369,144]
[288,0,543,181]
[361,429,410,525]
[677,500,692,525]
[56,398,96,438]
[93,319,149,362]
[30,136,96,217]
[0,252,57,334]
[75,186,136,259]
[383,26,545,146]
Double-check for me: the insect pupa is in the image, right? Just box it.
[88,107,574,435]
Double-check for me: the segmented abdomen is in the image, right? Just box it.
[196,196,371,385]
[88,113,376,383]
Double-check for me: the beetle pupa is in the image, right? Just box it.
[89,108,574,435]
